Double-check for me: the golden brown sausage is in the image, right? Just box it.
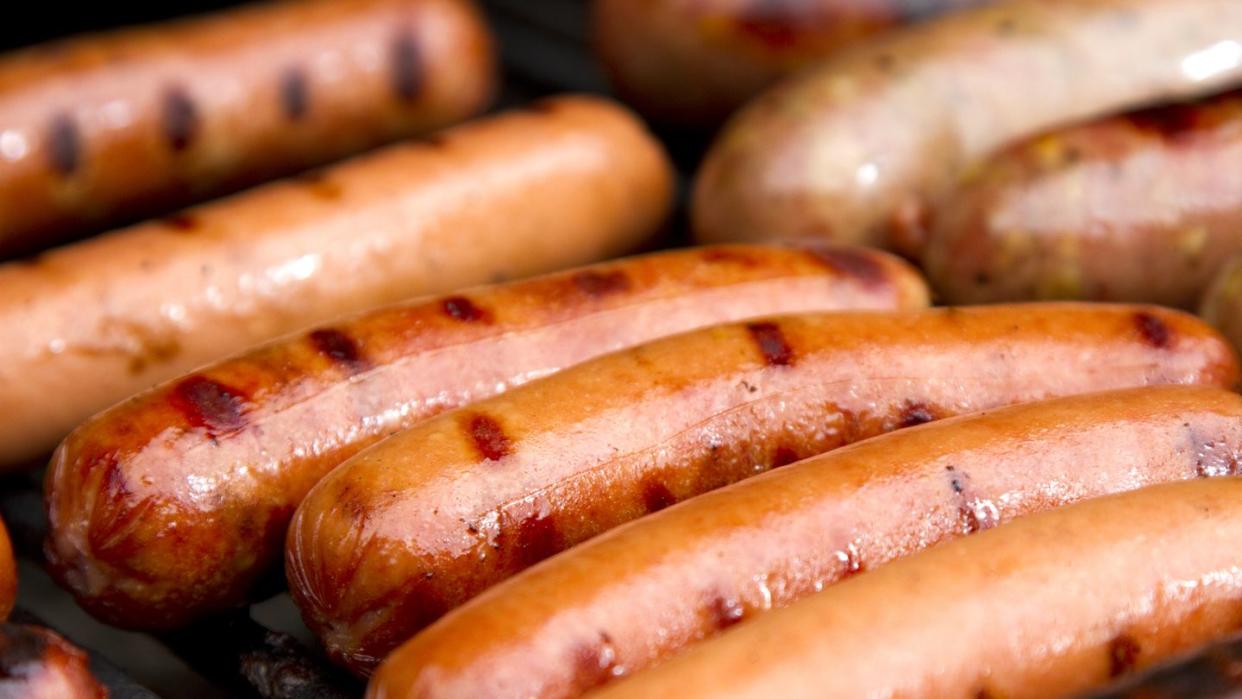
[589,478,1242,699]
[288,303,1238,675]
[924,90,1242,307]
[0,0,495,256]
[367,385,1242,699]
[692,0,1242,255]
[44,243,926,631]
[1079,632,1242,699]
[592,0,990,126]
[0,95,673,469]
[0,625,106,699]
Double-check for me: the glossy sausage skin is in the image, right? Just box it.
[591,478,1242,699]
[925,91,1242,307]
[1200,255,1242,358]
[0,625,105,699]
[368,385,1242,699]
[43,244,926,631]
[693,0,1242,255]
[0,95,673,469]
[1079,632,1242,699]
[592,0,990,126]
[0,0,495,257]
[288,303,1238,675]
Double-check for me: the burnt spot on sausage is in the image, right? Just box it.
[169,375,249,436]
[391,32,423,102]
[1196,440,1242,478]
[295,171,343,200]
[640,479,677,513]
[898,402,935,428]
[162,87,199,152]
[162,213,199,232]
[572,270,632,297]
[1129,102,1204,142]
[47,113,80,176]
[308,328,367,373]
[513,509,563,568]
[945,466,998,535]
[1109,634,1142,677]
[571,632,620,692]
[465,413,511,461]
[441,295,491,323]
[280,66,310,121]
[709,593,746,630]
[772,445,800,468]
[807,248,888,289]
[1134,312,1172,349]
[747,321,794,367]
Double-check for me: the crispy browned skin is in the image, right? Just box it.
[1079,632,1242,699]
[367,385,1242,699]
[693,0,1242,255]
[0,95,673,469]
[592,478,1242,699]
[43,244,926,632]
[288,303,1238,675]
[0,625,105,699]
[593,0,990,126]
[0,0,495,257]
[925,91,1242,307]
[1201,255,1242,358]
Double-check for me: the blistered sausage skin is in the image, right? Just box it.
[925,91,1242,307]
[1079,632,1242,699]
[0,0,495,257]
[592,0,990,126]
[43,244,925,631]
[0,95,673,469]
[693,0,1242,255]
[591,478,1242,699]
[368,385,1242,699]
[288,303,1238,675]
[0,625,105,699]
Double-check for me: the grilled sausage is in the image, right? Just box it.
[0,520,14,623]
[590,478,1242,699]
[1200,254,1242,357]
[0,625,105,699]
[692,0,1242,255]
[592,0,990,126]
[1078,632,1242,699]
[43,244,926,631]
[0,0,495,257]
[367,385,1242,699]
[0,95,673,469]
[924,90,1242,307]
[288,303,1238,675]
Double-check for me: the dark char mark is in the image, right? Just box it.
[808,247,889,289]
[572,270,632,297]
[709,593,745,629]
[747,321,794,367]
[391,32,423,102]
[280,66,310,121]
[169,375,249,436]
[466,413,511,461]
[1110,634,1142,677]
[47,113,80,176]
[641,479,677,513]
[442,295,490,323]
[945,466,997,535]
[162,213,199,232]
[898,401,935,428]
[1134,312,1171,349]
[163,87,199,151]
[308,328,367,373]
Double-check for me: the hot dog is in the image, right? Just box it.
[44,243,926,631]
[592,0,991,126]
[692,0,1242,255]
[924,90,1242,307]
[589,478,1242,699]
[288,303,1238,675]
[367,385,1242,699]
[0,0,495,256]
[1200,254,1242,356]
[0,95,673,469]
[1079,632,1242,699]
[0,625,105,699]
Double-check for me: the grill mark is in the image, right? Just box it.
[640,479,677,513]
[1134,312,1171,349]
[1110,634,1142,677]
[47,113,80,175]
[898,401,935,428]
[162,87,199,151]
[746,321,794,367]
[391,32,423,101]
[308,328,367,373]
[465,413,511,461]
[169,375,249,436]
[442,296,490,323]
[280,66,310,121]
[572,270,632,297]
[807,248,888,289]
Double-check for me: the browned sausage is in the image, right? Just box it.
[366,385,1242,699]
[692,0,1242,255]
[1078,632,1242,699]
[589,478,1242,699]
[0,0,495,257]
[0,625,105,699]
[288,303,1238,675]
[924,90,1242,307]
[44,244,926,632]
[0,95,673,469]
[592,0,991,126]
[1200,254,1242,357]
[0,520,14,624]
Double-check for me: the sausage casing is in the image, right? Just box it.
[367,385,1242,699]
[288,303,1238,674]
[0,95,673,469]
[692,0,1242,254]
[0,0,495,256]
[0,625,105,699]
[1079,632,1242,699]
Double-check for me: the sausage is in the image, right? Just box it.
[692,0,1242,256]
[0,94,673,469]
[0,520,14,623]
[588,477,1242,699]
[592,0,991,126]
[0,625,105,699]
[1078,632,1242,699]
[287,303,1238,675]
[924,90,1242,307]
[366,385,1242,699]
[43,243,926,631]
[0,0,495,257]
[1200,254,1242,357]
